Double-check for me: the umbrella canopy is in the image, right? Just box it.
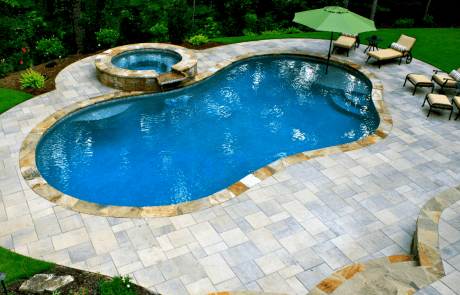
[293,6,377,73]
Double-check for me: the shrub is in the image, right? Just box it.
[36,36,66,61]
[284,26,302,34]
[242,29,257,37]
[150,23,169,43]
[195,17,222,38]
[98,276,137,295]
[19,68,46,89]
[393,18,414,28]
[95,28,120,48]
[189,34,209,45]
[261,30,282,35]
[0,59,13,78]
[422,15,435,28]
[244,13,258,33]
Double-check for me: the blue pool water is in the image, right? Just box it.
[36,56,379,207]
[111,49,182,72]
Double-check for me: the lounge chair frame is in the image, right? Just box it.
[365,35,415,69]
[403,74,435,95]
[431,69,459,93]
[422,94,453,120]
[332,35,360,57]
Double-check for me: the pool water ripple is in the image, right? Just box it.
[36,56,379,207]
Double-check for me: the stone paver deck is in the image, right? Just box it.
[1,39,460,295]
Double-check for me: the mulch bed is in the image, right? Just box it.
[5,265,156,295]
[0,41,225,97]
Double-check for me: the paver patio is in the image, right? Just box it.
[1,39,460,295]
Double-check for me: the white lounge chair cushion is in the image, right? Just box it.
[391,42,407,52]
[449,70,460,81]
[341,33,358,38]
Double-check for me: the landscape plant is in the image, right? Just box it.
[95,29,120,48]
[189,34,209,45]
[150,23,169,43]
[19,68,47,89]
[393,18,415,28]
[98,275,137,295]
[36,36,66,61]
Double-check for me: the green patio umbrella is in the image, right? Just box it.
[293,5,377,74]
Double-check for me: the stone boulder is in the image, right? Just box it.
[19,274,74,294]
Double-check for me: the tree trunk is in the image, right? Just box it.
[193,0,196,21]
[343,0,349,8]
[370,0,378,21]
[71,0,84,53]
[424,0,432,19]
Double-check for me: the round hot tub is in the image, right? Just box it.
[111,49,182,73]
[95,43,198,91]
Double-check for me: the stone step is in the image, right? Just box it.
[306,255,441,295]
[157,71,187,86]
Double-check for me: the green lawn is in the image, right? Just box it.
[0,88,34,115]
[0,246,55,286]
[211,28,460,72]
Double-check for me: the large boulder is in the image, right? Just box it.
[19,274,74,294]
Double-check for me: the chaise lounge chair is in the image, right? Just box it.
[431,68,460,93]
[333,33,360,57]
[365,34,416,68]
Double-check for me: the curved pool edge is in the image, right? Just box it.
[19,50,393,218]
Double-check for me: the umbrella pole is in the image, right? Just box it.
[326,31,333,74]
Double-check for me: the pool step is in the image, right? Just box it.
[328,93,373,119]
[157,71,187,87]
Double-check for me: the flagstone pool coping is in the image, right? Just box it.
[19,50,392,219]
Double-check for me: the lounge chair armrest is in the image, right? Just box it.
[433,69,446,74]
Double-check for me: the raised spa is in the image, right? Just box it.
[37,55,380,208]
[95,43,198,91]
[111,49,182,73]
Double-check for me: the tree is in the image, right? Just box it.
[71,0,84,53]
[369,0,378,20]
[423,0,432,19]
[343,0,349,8]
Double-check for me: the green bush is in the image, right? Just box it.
[95,28,120,48]
[189,34,209,45]
[98,276,137,295]
[19,68,46,89]
[0,59,13,78]
[393,18,415,28]
[284,26,302,34]
[422,15,435,28]
[195,17,222,38]
[242,29,257,36]
[244,13,258,33]
[36,36,66,61]
[261,30,282,35]
[150,23,169,43]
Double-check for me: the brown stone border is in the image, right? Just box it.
[95,43,198,91]
[411,186,460,279]
[19,50,392,218]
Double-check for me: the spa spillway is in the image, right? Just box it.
[95,43,198,91]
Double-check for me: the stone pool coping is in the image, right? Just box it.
[95,43,198,91]
[19,50,392,218]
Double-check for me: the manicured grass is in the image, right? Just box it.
[211,28,460,72]
[0,88,34,115]
[0,246,55,286]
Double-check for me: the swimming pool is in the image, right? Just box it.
[35,55,380,208]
